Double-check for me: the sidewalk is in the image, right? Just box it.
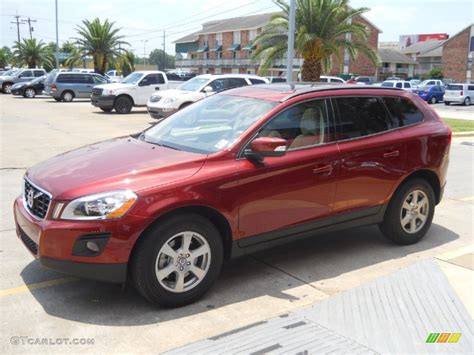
[165,255,473,354]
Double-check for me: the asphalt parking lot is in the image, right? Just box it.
[0,94,473,353]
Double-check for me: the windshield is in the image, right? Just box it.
[121,72,143,84]
[177,77,210,92]
[447,84,463,91]
[2,69,19,76]
[142,94,276,154]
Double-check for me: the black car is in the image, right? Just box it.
[11,75,46,98]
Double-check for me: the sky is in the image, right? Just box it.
[1,0,473,56]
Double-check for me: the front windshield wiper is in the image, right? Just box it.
[138,134,181,150]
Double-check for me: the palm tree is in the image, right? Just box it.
[253,0,379,81]
[117,50,135,76]
[62,41,83,69]
[74,18,129,74]
[13,38,51,68]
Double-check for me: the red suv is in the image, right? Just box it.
[14,84,451,307]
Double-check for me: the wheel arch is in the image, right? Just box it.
[129,205,233,263]
[179,101,194,110]
[395,169,441,204]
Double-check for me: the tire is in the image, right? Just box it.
[24,88,36,98]
[464,97,471,106]
[61,90,74,102]
[430,96,437,104]
[53,97,62,102]
[114,95,133,114]
[379,178,435,245]
[131,213,224,307]
[2,82,13,94]
[444,101,450,106]
[100,107,113,112]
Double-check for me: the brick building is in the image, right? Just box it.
[442,24,474,82]
[174,12,380,78]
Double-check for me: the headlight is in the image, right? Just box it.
[60,190,137,220]
[149,95,161,103]
[162,97,178,104]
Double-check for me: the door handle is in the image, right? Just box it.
[313,165,332,175]
[155,87,160,90]
[383,150,400,158]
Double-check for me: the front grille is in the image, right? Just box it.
[24,178,51,219]
[92,88,103,96]
[19,227,38,255]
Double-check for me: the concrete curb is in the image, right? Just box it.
[453,131,474,137]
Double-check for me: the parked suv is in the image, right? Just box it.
[147,74,269,119]
[0,68,46,93]
[14,85,451,307]
[381,80,416,91]
[444,83,474,106]
[43,72,109,102]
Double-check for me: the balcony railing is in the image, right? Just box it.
[175,57,305,68]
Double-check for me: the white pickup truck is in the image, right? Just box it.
[91,71,180,113]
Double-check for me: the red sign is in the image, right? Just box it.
[418,33,449,42]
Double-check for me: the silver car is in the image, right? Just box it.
[0,68,46,94]
[43,72,109,102]
[444,83,474,106]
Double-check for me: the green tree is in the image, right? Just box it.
[428,67,443,79]
[0,47,11,67]
[116,50,135,76]
[148,49,175,70]
[13,38,52,69]
[253,0,378,81]
[62,41,83,69]
[74,18,129,74]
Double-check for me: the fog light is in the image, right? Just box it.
[86,241,100,253]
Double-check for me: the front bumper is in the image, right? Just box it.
[146,105,177,119]
[13,196,146,283]
[11,88,24,96]
[91,95,115,109]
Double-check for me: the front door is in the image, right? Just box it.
[237,98,340,243]
[136,73,164,105]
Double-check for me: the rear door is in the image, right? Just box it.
[332,96,407,215]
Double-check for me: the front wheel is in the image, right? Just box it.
[24,88,36,98]
[2,83,12,94]
[444,101,450,106]
[131,214,224,307]
[379,178,435,245]
[430,96,437,104]
[114,96,133,114]
[100,107,113,112]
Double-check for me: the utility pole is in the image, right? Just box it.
[141,40,149,67]
[55,0,59,69]
[11,15,22,42]
[286,0,296,82]
[22,17,37,39]
[162,30,166,71]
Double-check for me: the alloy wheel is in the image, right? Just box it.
[155,231,211,293]
[400,189,429,234]
[25,88,35,98]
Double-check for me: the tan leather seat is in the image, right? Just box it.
[290,107,325,149]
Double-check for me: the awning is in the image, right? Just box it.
[227,44,241,51]
[196,46,209,53]
[209,45,222,52]
[242,42,255,51]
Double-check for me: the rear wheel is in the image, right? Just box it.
[444,101,450,106]
[131,214,224,307]
[464,97,471,106]
[114,96,133,114]
[61,90,74,102]
[100,107,113,112]
[24,88,36,98]
[430,96,437,104]
[379,178,435,245]
[2,82,12,94]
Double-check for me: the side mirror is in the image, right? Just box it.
[203,86,214,93]
[139,79,149,86]
[245,137,288,162]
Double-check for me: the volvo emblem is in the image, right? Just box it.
[26,189,34,208]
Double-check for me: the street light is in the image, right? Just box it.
[286,0,296,82]
[141,40,149,68]
[55,0,59,69]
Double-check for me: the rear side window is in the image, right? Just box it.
[335,97,393,139]
[403,82,411,88]
[468,85,474,91]
[249,78,266,84]
[319,77,328,82]
[229,78,248,88]
[57,74,88,83]
[382,97,424,127]
[34,70,44,77]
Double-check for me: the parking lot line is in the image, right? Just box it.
[0,277,76,297]
[459,196,474,201]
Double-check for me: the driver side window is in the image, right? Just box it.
[259,99,333,150]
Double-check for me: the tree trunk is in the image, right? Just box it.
[301,58,322,82]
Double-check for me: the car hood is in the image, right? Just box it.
[26,137,207,200]
[12,81,29,89]
[94,83,136,91]
[154,89,200,98]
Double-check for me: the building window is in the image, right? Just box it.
[249,29,257,41]
[217,51,222,59]
[203,34,209,47]
[216,33,222,46]
[233,31,241,44]
[232,51,240,59]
